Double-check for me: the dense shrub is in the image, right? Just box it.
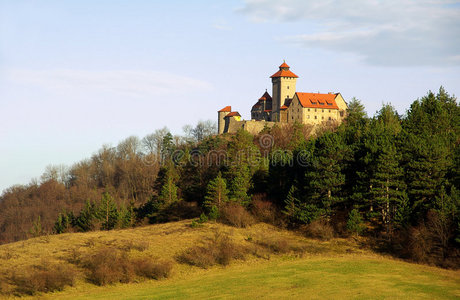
[250,198,277,224]
[177,231,246,268]
[220,203,255,228]
[132,258,173,279]
[11,262,76,295]
[302,219,334,241]
[81,247,134,285]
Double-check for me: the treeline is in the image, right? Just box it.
[1,88,459,267]
[0,121,215,243]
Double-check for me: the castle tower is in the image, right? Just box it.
[217,106,231,134]
[270,61,298,122]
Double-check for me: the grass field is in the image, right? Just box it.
[0,220,459,299]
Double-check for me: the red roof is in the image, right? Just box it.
[259,96,266,101]
[270,69,298,78]
[280,105,288,110]
[295,92,339,109]
[279,61,290,68]
[218,106,231,112]
[225,111,241,118]
[270,62,298,78]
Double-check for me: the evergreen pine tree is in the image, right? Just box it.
[74,199,96,232]
[158,165,180,205]
[53,211,72,234]
[306,132,347,218]
[283,184,322,224]
[204,172,229,211]
[97,192,119,230]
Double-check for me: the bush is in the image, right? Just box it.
[303,219,334,241]
[198,213,208,223]
[132,258,173,279]
[177,231,246,268]
[208,205,219,221]
[346,209,365,236]
[250,198,276,224]
[11,262,76,295]
[220,203,255,228]
[81,247,134,285]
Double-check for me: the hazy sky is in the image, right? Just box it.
[1,0,459,193]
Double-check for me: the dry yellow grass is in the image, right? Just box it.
[0,220,458,299]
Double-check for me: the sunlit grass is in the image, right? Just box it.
[0,220,458,299]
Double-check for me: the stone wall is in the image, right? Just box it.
[224,118,275,135]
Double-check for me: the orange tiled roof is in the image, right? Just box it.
[279,61,290,68]
[225,111,241,118]
[270,69,298,78]
[218,106,231,112]
[259,96,266,101]
[296,92,339,109]
[280,105,288,110]
[271,61,298,78]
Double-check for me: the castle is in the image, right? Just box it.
[218,62,348,134]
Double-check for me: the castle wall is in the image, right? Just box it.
[335,93,348,119]
[224,119,275,135]
[218,111,230,134]
[286,96,303,124]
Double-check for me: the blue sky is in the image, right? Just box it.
[1,0,459,193]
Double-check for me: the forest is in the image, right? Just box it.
[0,87,458,268]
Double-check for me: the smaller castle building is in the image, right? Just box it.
[218,62,348,134]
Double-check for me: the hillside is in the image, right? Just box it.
[0,220,458,299]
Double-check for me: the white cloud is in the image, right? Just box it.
[239,0,460,66]
[212,18,232,31]
[6,69,213,99]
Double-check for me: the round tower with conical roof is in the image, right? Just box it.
[270,61,298,122]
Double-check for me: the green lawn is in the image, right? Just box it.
[42,256,460,300]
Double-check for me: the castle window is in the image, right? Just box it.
[287,86,289,89]
[329,117,331,120]
[308,108,310,112]
[329,110,331,113]
[322,109,324,112]
[322,116,324,120]
[315,109,317,112]
[340,111,344,117]
[314,116,317,119]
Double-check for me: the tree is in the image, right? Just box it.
[183,120,217,143]
[118,201,135,229]
[142,127,170,157]
[74,199,97,232]
[53,211,72,234]
[97,192,119,230]
[400,89,458,216]
[29,216,44,237]
[347,209,365,236]
[225,129,261,206]
[204,172,229,211]
[306,132,347,218]
[158,163,180,205]
[284,185,322,224]
[161,132,174,161]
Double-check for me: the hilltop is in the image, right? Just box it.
[0,220,459,299]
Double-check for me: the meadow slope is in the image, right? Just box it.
[0,220,458,299]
